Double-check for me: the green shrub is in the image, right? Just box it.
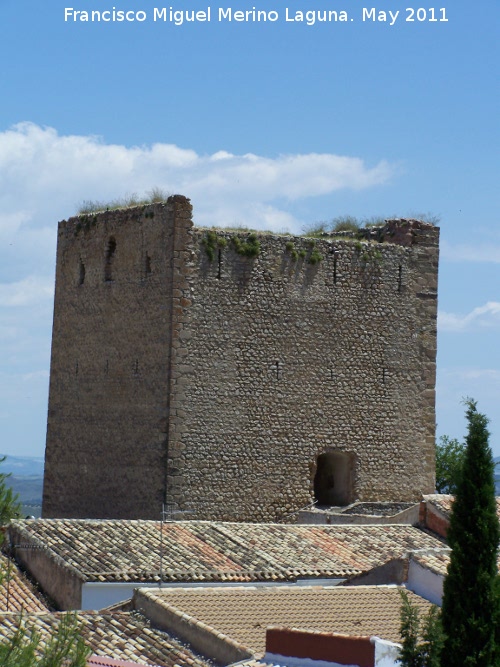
[77,188,169,215]
[232,233,260,258]
[201,230,226,261]
[362,216,387,228]
[285,241,299,261]
[435,435,466,494]
[302,221,329,238]
[331,215,360,232]
[0,456,21,526]
[308,248,323,265]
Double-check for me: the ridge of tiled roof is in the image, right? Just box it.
[0,611,213,667]
[0,553,50,612]
[8,520,446,583]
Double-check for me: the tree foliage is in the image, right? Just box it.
[418,605,444,667]
[0,455,21,527]
[440,399,500,667]
[399,590,421,667]
[399,590,443,667]
[435,435,466,494]
[0,613,90,667]
[0,456,90,666]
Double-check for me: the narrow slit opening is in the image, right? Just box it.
[104,237,117,282]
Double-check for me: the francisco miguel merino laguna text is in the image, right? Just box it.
[64,7,352,25]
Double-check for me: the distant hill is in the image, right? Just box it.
[0,454,44,476]
[1,454,44,511]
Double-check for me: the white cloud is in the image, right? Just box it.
[0,120,397,288]
[441,240,500,264]
[0,210,31,237]
[438,302,500,332]
[436,366,500,455]
[0,122,395,235]
[0,276,54,307]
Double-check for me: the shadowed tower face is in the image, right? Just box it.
[43,197,439,521]
[42,198,191,520]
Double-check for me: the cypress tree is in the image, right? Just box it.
[441,399,500,667]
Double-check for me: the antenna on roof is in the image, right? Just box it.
[162,499,194,522]
[158,502,194,588]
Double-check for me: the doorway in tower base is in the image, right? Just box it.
[313,451,356,506]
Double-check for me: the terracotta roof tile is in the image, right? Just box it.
[8,520,445,583]
[411,547,500,577]
[0,611,213,667]
[0,553,49,612]
[423,495,500,521]
[137,585,430,654]
[88,657,154,666]
[410,549,451,576]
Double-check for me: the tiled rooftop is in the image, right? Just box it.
[0,611,213,667]
[8,520,445,583]
[410,547,500,577]
[410,549,451,576]
[0,553,49,612]
[422,495,453,517]
[423,494,500,521]
[137,585,431,654]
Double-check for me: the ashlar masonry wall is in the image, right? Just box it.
[43,196,439,521]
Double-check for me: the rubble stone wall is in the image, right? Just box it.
[43,196,439,520]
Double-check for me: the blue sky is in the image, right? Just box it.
[1,0,499,460]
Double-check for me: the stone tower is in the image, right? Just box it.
[42,196,439,521]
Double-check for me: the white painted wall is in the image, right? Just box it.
[81,579,345,611]
[82,582,152,610]
[406,561,444,606]
[373,637,401,666]
[264,653,360,667]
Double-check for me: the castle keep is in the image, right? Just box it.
[42,196,439,521]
